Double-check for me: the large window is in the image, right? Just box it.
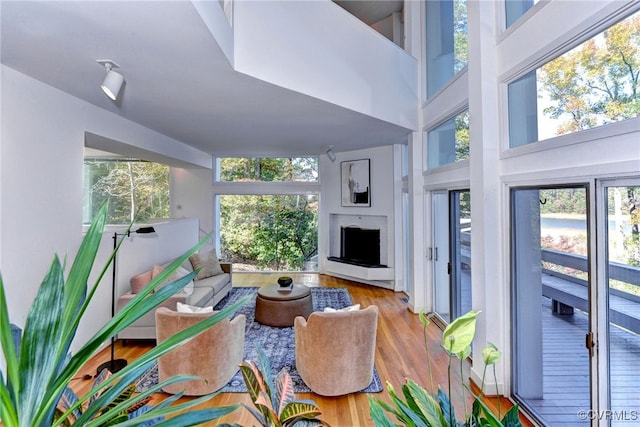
[425,0,468,98]
[508,10,640,147]
[426,110,469,169]
[215,156,319,272]
[83,158,169,225]
[219,194,318,272]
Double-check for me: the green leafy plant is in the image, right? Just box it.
[0,201,250,426]
[368,310,523,427]
[239,344,327,427]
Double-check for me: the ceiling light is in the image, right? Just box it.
[97,60,124,101]
[326,145,336,162]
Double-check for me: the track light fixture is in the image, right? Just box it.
[326,145,336,162]
[97,60,124,101]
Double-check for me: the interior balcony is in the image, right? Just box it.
[193,0,418,134]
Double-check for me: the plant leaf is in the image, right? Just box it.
[280,401,323,424]
[18,256,67,427]
[456,345,471,361]
[442,310,480,355]
[368,395,397,427]
[501,404,523,427]
[482,342,501,366]
[473,396,503,427]
[419,309,430,327]
[275,368,296,416]
[405,379,446,427]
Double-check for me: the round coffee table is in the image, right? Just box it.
[255,284,313,327]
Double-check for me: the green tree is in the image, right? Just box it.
[85,160,169,224]
[220,195,318,271]
[219,157,317,182]
[455,111,470,161]
[454,0,468,73]
[538,12,640,135]
[218,157,319,271]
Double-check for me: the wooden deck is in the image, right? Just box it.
[519,296,640,426]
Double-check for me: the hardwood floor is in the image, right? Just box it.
[74,273,531,426]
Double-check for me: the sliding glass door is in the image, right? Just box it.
[601,181,640,424]
[431,190,471,323]
[512,181,640,425]
[512,186,591,424]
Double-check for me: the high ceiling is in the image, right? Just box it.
[1,1,408,160]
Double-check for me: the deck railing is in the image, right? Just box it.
[542,248,640,301]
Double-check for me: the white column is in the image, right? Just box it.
[467,0,508,394]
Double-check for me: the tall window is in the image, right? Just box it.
[426,110,470,169]
[83,158,169,225]
[425,0,468,98]
[508,10,640,147]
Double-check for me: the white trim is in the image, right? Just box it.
[213,181,321,195]
[501,117,640,160]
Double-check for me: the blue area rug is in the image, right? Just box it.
[136,286,383,393]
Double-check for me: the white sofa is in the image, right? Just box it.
[116,258,232,340]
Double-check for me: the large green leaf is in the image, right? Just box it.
[405,379,447,427]
[501,404,523,427]
[275,368,297,418]
[18,256,66,427]
[0,275,19,427]
[280,401,323,424]
[368,395,397,427]
[387,382,425,427]
[442,311,480,355]
[1,199,250,427]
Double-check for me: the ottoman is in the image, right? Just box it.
[255,283,313,327]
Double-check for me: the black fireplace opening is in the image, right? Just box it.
[328,226,386,268]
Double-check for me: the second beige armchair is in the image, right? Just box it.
[155,307,245,396]
[294,305,379,396]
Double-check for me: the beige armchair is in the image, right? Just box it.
[294,305,379,396]
[155,307,245,396]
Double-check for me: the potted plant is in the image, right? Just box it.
[239,344,328,427]
[0,202,249,426]
[368,311,523,427]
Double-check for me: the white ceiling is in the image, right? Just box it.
[1,1,408,159]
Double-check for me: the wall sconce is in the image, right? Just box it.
[326,145,336,162]
[97,59,124,101]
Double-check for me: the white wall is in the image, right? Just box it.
[111,218,200,300]
[170,166,216,253]
[319,145,398,283]
[233,0,418,131]
[0,65,208,353]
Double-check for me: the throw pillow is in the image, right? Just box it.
[323,304,361,313]
[189,249,224,280]
[130,270,153,294]
[176,302,213,313]
[151,265,194,295]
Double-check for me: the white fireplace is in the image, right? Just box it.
[326,213,393,287]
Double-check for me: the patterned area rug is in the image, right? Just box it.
[136,286,383,393]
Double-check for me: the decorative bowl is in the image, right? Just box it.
[277,276,293,287]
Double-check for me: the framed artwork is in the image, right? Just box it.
[341,159,371,207]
